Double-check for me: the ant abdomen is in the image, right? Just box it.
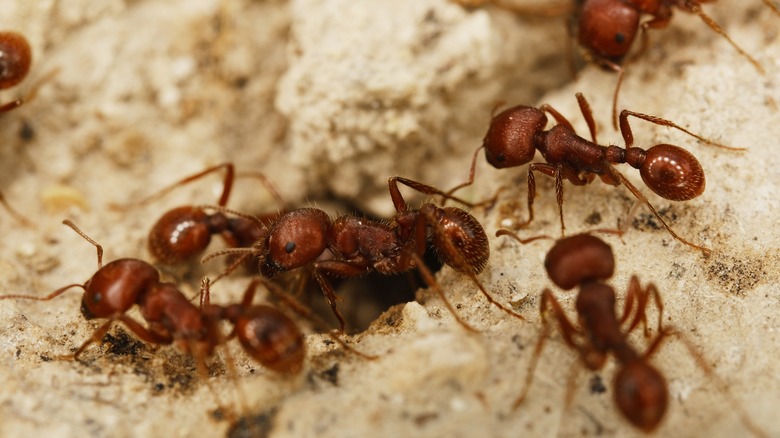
[544,234,614,290]
[81,259,160,319]
[639,144,705,201]
[429,206,490,275]
[148,207,223,264]
[614,361,669,432]
[577,0,640,62]
[231,305,305,374]
[0,31,32,89]
[484,106,546,168]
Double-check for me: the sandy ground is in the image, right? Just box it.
[0,0,778,437]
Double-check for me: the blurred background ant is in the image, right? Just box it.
[453,1,776,127]
[0,220,307,376]
[497,232,767,436]
[447,92,742,255]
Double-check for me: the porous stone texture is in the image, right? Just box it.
[0,1,778,437]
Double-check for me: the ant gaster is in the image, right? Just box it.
[449,92,742,255]
[206,176,525,333]
[0,220,306,375]
[502,232,767,435]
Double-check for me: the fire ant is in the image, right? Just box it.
[500,232,767,435]
[111,163,285,267]
[0,31,36,227]
[449,92,742,255]
[573,0,772,126]
[0,31,32,112]
[205,176,525,333]
[0,220,306,375]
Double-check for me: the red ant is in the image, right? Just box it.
[573,0,772,126]
[448,92,742,255]
[0,31,36,227]
[205,176,525,333]
[0,31,32,112]
[0,220,306,375]
[500,232,767,435]
[111,163,284,267]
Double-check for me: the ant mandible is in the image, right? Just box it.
[449,92,741,255]
[574,0,772,126]
[206,176,526,333]
[0,220,306,375]
[501,232,767,435]
[112,163,285,267]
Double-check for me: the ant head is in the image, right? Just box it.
[641,144,705,201]
[614,361,668,432]
[80,259,159,320]
[148,207,215,265]
[484,106,546,169]
[577,0,639,62]
[428,207,489,274]
[233,305,305,374]
[0,32,31,90]
[544,234,614,290]
[260,208,330,276]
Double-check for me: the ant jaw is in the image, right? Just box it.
[80,300,96,320]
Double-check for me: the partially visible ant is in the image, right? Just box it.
[499,232,767,435]
[0,220,306,375]
[0,32,36,227]
[573,0,771,127]
[448,92,742,255]
[111,163,285,267]
[205,176,526,333]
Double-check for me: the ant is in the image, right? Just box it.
[500,232,767,435]
[0,32,36,227]
[573,0,772,127]
[111,163,285,268]
[448,92,742,255]
[0,220,306,375]
[0,31,32,112]
[205,176,526,333]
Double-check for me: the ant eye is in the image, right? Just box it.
[284,241,296,254]
[496,153,506,162]
[614,33,625,44]
[92,292,102,303]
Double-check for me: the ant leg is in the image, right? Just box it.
[539,104,575,132]
[408,251,479,333]
[389,176,480,211]
[0,191,33,227]
[494,229,554,244]
[686,2,764,74]
[605,165,712,256]
[260,277,377,360]
[70,314,171,360]
[513,289,582,409]
[110,163,236,209]
[574,93,598,143]
[311,261,372,333]
[658,327,769,438]
[618,109,743,150]
[763,0,780,17]
[619,276,664,339]
[489,0,572,16]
